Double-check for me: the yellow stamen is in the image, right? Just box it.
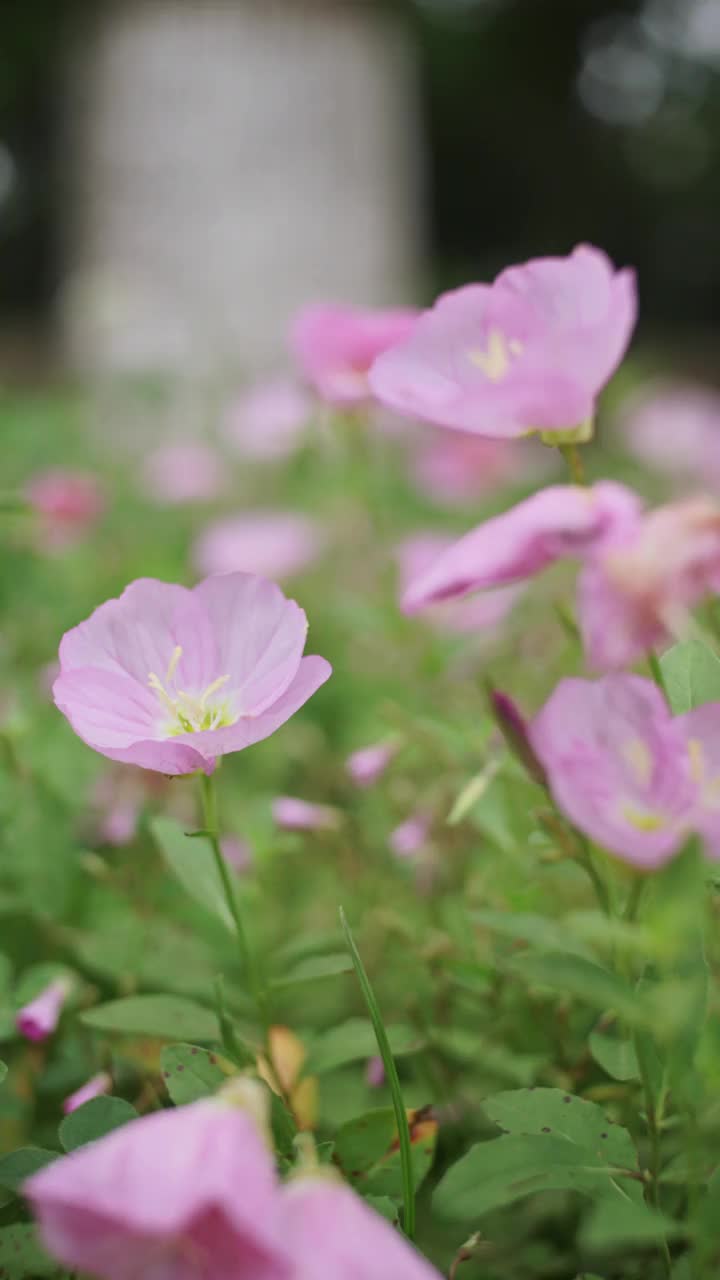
[623,806,666,832]
[469,328,521,382]
[166,644,183,683]
[688,738,705,785]
[622,738,653,786]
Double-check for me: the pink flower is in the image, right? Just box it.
[193,513,324,582]
[280,1176,441,1280]
[400,481,641,613]
[26,470,104,548]
[369,245,636,439]
[224,379,312,460]
[272,796,340,832]
[530,674,720,867]
[390,812,430,859]
[26,1100,291,1280]
[409,431,554,506]
[396,534,525,635]
[220,835,253,873]
[16,979,69,1043]
[365,1056,386,1088]
[53,574,331,776]
[291,303,418,407]
[141,443,224,505]
[346,742,396,788]
[623,381,720,489]
[62,1073,112,1115]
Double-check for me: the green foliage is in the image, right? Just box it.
[150,816,234,929]
[0,1224,61,1278]
[160,1043,231,1104]
[306,1018,421,1075]
[660,640,720,713]
[0,1147,58,1194]
[80,995,219,1041]
[58,1097,139,1151]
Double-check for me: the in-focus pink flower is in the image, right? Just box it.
[623,381,720,489]
[220,835,253,873]
[16,979,69,1043]
[530,674,720,867]
[409,431,555,506]
[292,303,418,407]
[26,1100,291,1280]
[396,534,525,635]
[53,574,331,776]
[62,1073,112,1115]
[193,513,324,582]
[346,742,397,788]
[401,484,642,615]
[390,812,430,860]
[224,379,312,460]
[141,443,225,505]
[280,1176,442,1280]
[26,470,104,548]
[272,796,340,832]
[370,245,636,439]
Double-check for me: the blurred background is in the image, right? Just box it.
[2,0,720,382]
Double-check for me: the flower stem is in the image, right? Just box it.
[647,650,668,700]
[559,442,587,486]
[340,906,416,1242]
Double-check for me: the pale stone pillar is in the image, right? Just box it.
[58,0,423,375]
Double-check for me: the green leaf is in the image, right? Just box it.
[483,1089,640,1175]
[0,1146,58,1193]
[306,1019,421,1076]
[473,910,593,959]
[660,640,720,714]
[589,1032,639,1082]
[363,1194,400,1225]
[160,1043,232,1104]
[59,1096,139,1152]
[273,954,353,987]
[334,1108,398,1178]
[0,1060,6,1085]
[0,1225,60,1278]
[81,995,219,1041]
[506,952,647,1025]
[580,1197,682,1250]
[150,815,233,929]
[333,1106,437,1201]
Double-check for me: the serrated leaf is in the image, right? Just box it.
[0,1224,61,1277]
[160,1043,233,1104]
[81,995,219,1041]
[660,641,720,714]
[589,1032,639,1082]
[150,815,233,928]
[0,1146,58,1193]
[306,1019,421,1076]
[59,1096,138,1151]
[273,954,353,986]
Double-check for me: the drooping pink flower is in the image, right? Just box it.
[400,482,641,616]
[141,443,225,505]
[280,1176,442,1280]
[62,1073,112,1115]
[193,513,324,582]
[272,796,340,832]
[409,430,555,506]
[370,245,636,439]
[529,673,720,867]
[53,574,331,776]
[16,979,69,1043]
[291,303,419,407]
[26,1100,291,1280]
[346,742,397,788]
[26,470,104,549]
[390,812,430,860]
[623,380,720,489]
[396,534,525,635]
[224,379,312,460]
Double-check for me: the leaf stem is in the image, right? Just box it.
[559,442,587,486]
[339,906,416,1241]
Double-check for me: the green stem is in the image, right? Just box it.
[340,907,416,1242]
[647,651,668,700]
[559,442,587,486]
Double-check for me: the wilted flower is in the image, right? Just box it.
[16,979,69,1043]
[53,574,331,776]
[530,674,720,866]
[346,741,397,788]
[193,513,324,582]
[291,303,418,407]
[62,1073,112,1115]
[26,469,104,549]
[370,245,636,440]
[272,796,340,832]
[141,442,225,505]
[623,380,720,489]
[224,378,312,460]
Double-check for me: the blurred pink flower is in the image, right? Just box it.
[62,1073,112,1115]
[26,469,104,549]
[16,979,69,1043]
[141,443,224,505]
[365,1056,386,1088]
[530,674,720,867]
[272,796,340,832]
[623,381,720,487]
[53,574,331,776]
[370,245,636,439]
[291,303,418,407]
[346,742,396,788]
[193,512,324,581]
[26,1100,291,1280]
[396,534,524,635]
[220,835,253,873]
[224,378,312,460]
[390,812,430,859]
[410,431,554,506]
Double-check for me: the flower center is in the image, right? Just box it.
[147,646,236,736]
[469,329,523,382]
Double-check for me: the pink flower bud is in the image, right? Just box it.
[62,1073,112,1115]
[346,742,396,788]
[272,797,340,833]
[16,979,69,1043]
